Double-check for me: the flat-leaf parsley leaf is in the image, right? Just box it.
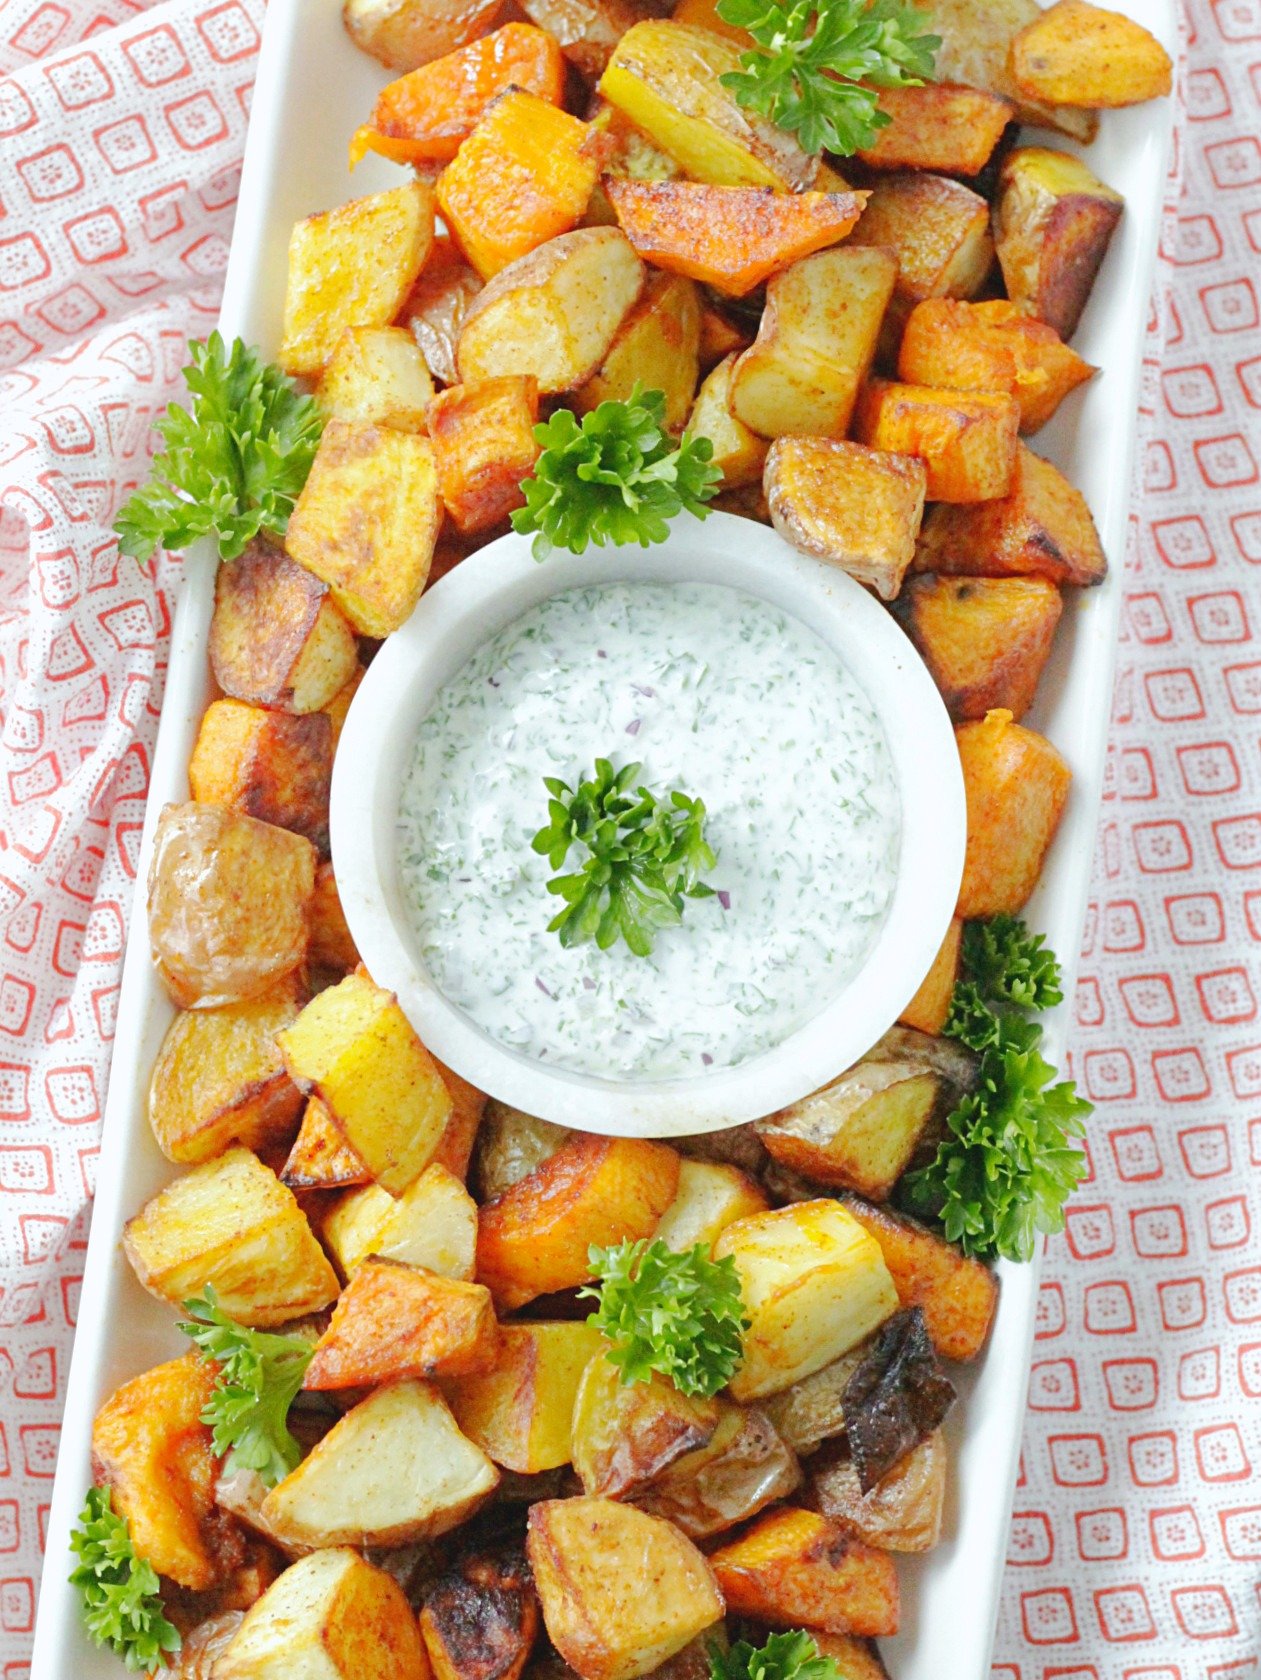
[69,1487,181,1673]
[710,1630,846,1680]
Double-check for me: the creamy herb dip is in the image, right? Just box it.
[397,582,899,1080]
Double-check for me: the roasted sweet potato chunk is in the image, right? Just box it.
[475,1133,680,1309]
[427,376,540,534]
[898,917,962,1037]
[708,1506,899,1637]
[856,83,1013,175]
[994,146,1123,340]
[810,1429,947,1554]
[956,707,1072,915]
[421,1550,540,1680]
[188,700,332,856]
[304,1257,499,1388]
[896,574,1063,721]
[280,1095,371,1192]
[1009,0,1172,107]
[854,381,1019,503]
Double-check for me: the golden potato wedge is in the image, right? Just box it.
[209,541,359,716]
[427,376,540,534]
[520,0,658,79]
[280,180,435,377]
[571,1355,720,1498]
[730,248,896,440]
[475,1133,680,1309]
[446,1322,606,1473]
[304,1257,499,1388]
[344,0,507,70]
[853,380,1019,503]
[430,1059,488,1182]
[528,1497,724,1680]
[857,83,1013,175]
[308,862,359,973]
[400,240,484,386]
[473,1102,569,1202]
[148,803,315,1010]
[686,354,768,489]
[188,699,332,855]
[148,980,305,1166]
[322,666,364,758]
[898,298,1094,434]
[599,22,815,191]
[124,1147,339,1327]
[709,1506,899,1637]
[318,325,435,431]
[762,1349,866,1458]
[325,1162,478,1280]
[280,1096,371,1192]
[1009,0,1172,106]
[896,574,1063,721]
[261,1380,497,1549]
[634,1402,801,1539]
[92,1355,231,1591]
[457,228,645,394]
[994,146,1124,339]
[919,0,1098,141]
[278,971,452,1196]
[956,708,1071,916]
[837,1194,1000,1362]
[285,419,441,638]
[898,917,962,1037]
[764,438,926,602]
[810,1635,891,1680]
[575,273,701,430]
[421,1550,539,1680]
[216,1546,429,1680]
[913,442,1106,586]
[810,1430,947,1553]
[715,1201,898,1402]
[653,1159,769,1255]
[848,173,993,342]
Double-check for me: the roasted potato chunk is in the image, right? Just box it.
[124,1147,339,1327]
[575,273,701,430]
[457,228,645,394]
[730,248,896,440]
[715,1201,899,1402]
[653,1159,769,1254]
[446,1322,607,1472]
[687,354,768,489]
[209,540,358,716]
[857,82,1013,175]
[898,917,963,1036]
[261,1381,497,1549]
[848,173,993,343]
[278,971,452,1196]
[344,0,507,71]
[280,180,435,377]
[956,707,1071,916]
[285,419,441,638]
[421,1550,540,1680]
[762,1348,866,1458]
[304,1257,499,1388]
[854,381,1019,503]
[309,862,359,972]
[994,146,1123,340]
[93,1355,235,1591]
[401,240,484,386]
[427,376,540,534]
[897,574,1063,722]
[188,700,332,856]
[809,1636,890,1680]
[838,1194,1000,1362]
[919,0,1098,142]
[708,1506,899,1637]
[528,1498,724,1680]
[473,1103,569,1202]
[698,302,752,370]
[571,1356,720,1498]
[430,1059,488,1181]
[1009,0,1172,107]
[764,438,926,601]
[326,1161,478,1280]
[811,1430,948,1553]
[634,1403,801,1539]
[520,0,659,79]
[898,298,1094,434]
[280,1096,371,1192]
[599,22,815,191]
[318,325,435,431]
[148,803,315,1010]
[216,1546,429,1679]
[149,981,305,1166]
[475,1133,680,1309]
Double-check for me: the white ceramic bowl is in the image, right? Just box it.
[331,510,964,1135]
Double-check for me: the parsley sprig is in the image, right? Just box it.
[711,1631,846,1680]
[532,758,717,957]
[512,387,719,561]
[69,1487,181,1673]
[902,915,1090,1262]
[715,0,940,157]
[114,332,323,563]
[179,1287,313,1487]
[582,1238,749,1397]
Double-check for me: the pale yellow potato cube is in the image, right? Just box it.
[653,1158,770,1255]
[318,325,436,432]
[324,1162,478,1281]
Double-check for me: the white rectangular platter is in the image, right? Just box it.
[32,2,1175,1673]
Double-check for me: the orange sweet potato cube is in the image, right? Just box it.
[708,1506,899,1638]
[956,708,1072,916]
[189,698,332,856]
[427,376,540,534]
[854,380,1019,503]
[899,917,963,1037]
[896,574,1064,721]
[304,1256,500,1388]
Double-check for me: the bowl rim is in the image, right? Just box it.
[330,510,965,1136]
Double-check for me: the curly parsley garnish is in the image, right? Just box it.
[710,1630,846,1680]
[715,0,940,157]
[532,758,718,957]
[582,1238,748,1397]
[179,1287,313,1486]
[69,1487,181,1673]
[902,914,1090,1262]
[114,332,323,563]
[512,387,719,561]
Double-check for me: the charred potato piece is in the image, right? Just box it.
[634,1402,801,1539]
[674,1123,768,1177]
[708,1506,899,1638]
[994,146,1123,340]
[188,700,332,855]
[325,1162,478,1280]
[304,1257,500,1389]
[446,1322,606,1473]
[810,1430,947,1554]
[474,1103,570,1202]
[898,917,963,1037]
[571,1356,721,1498]
[344,0,507,71]
[918,0,1098,141]
[896,574,1063,722]
[428,376,541,534]
[838,1308,956,1491]
[764,438,926,601]
[956,708,1072,916]
[854,381,1019,504]
[687,354,768,489]
[653,1158,769,1254]
[421,1550,540,1680]
[280,1096,371,1192]
[318,324,435,431]
[856,82,1013,175]
[1009,0,1172,107]
[576,273,701,429]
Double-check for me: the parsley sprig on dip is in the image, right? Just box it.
[902,915,1091,1262]
[533,757,718,957]
[583,1237,749,1397]
[69,1488,181,1673]
[715,0,940,156]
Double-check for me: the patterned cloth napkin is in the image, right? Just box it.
[0,0,1256,1673]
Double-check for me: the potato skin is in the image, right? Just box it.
[956,707,1072,915]
[994,145,1123,339]
[420,1550,540,1680]
[917,0,1099,142]
[896,574,1064,722]
[810,1429,947,1554]
[344,0,508,70]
